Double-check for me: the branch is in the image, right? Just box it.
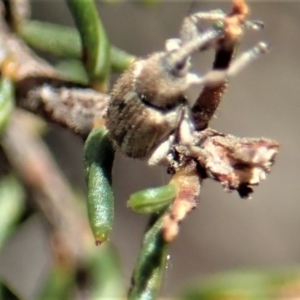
[0,5,110,137]
[16,78,110,138]
[1,110,93,265]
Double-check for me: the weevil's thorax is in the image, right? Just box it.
[133,53,189,109]
[106,52,190,159]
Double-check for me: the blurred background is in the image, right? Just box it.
[0,1,300,299]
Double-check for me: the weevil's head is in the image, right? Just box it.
[133,50,193,110]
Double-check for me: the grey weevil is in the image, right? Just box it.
[106,10,268,167]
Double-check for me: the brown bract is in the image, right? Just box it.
[162,129,279,242]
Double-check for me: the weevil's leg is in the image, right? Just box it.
[245,20,264,31]
[178,106,194,147]
[205,41,269,84]
[148,134,175,166]
[184,42,269,88]
[227,42,269,76]
[166,10,225,52]
[180,10,226,44]
[189,9,226,21]
[176,107,209,163]
[166,9,226,52]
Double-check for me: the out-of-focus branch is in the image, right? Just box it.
[0,4,109,137]
[1,110,93,265]
[2,0,30,30]
[0,7,61,80]
[16,78,110,137]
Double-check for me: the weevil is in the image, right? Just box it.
[106,14,267,166]
[84,4,268,244]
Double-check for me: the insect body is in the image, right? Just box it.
[106,28,223,164]
[106,54,188,159]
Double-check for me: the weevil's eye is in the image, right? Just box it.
[175,61,186,71]
[172,60,189,77]
[163,52,189,77]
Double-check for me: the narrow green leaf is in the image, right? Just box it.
[20,21,134,72]
[128,184,176,214]
[84,127,115,245]
[37,265,75,300]
[66,0,110,86]
[0,77,14,135]
[110,46,134,72]
[0,175,25,247]
[19,21,81,59]
[55,59,89,85]
[129,212,169,300]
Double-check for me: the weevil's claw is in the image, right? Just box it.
[245,20,265,31]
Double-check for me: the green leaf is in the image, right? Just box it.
[55,59,89,85]
[19,21,81,59]
[19,20,134,72]
[0,175,25,247]
[129,212,169,300]
[110,46,134,72]
[128,184,176,214]
[84,127,115,244]
[36,265,75,300]
[66,0,110,87]
[0,77,14,135]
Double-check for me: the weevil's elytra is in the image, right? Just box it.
[107,55,188,159]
